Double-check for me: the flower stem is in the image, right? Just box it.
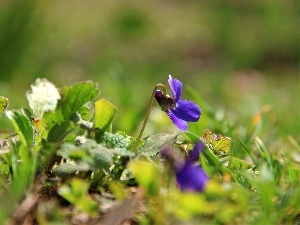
[131,83,166,152]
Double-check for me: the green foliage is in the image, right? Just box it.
[0,109,36,220]
[5,109,34,148]
[94,98,117,131]
[128,159,161,196]
[59,81,99,120]
[0,96,8,116]
[137,133,179,156]
[0,78,299,225]
[58,178,98,214]
[0,1,297,223]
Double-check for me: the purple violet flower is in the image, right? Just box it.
[176,162,208,192]
[155,75,201,131]
[162,141,208,192]
[188,141,206,162]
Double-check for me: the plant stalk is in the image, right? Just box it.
[131,83,166,152]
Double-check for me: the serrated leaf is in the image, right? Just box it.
[60,81,99,119]
[0,96,8,116]
[26,78,61,120]
[99,132,131,149]
[137,133,179,156]
[202,129,231,157]
[117,131,138,149]
[6,110,34,147]
[94,98,117,131]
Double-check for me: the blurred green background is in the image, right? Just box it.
[0,0,298,140]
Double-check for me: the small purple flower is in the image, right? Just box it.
[155,75,201,131]
[176,162,208,192]
[162,141,208,192]
[188,141,206,162]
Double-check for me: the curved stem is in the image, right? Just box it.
[131,83,166,152]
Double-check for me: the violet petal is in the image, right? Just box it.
[176,162,208,192]
[168,110,188,131]
[168,75,182,103]
[171,100,201,122]
[188,141,206,162]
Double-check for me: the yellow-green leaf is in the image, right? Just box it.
[128,159,160,196]
[202,129,231,156]
[0,96,8,116]
[94,98,117,131]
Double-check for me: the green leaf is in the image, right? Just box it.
[128,159,160,196]
[181,131,200,143]
[0,163,9,175]
[57,143,82,159]
[58,178,98,213]
[173,131,235,178]
[94,98,117,131]
[0,110,36,222]
[0,96,8,116]
[78,105,91,121]
[255,137,273,170]
[175,192,218,219]
[26,78,61,120]
[202,129,231,157]
[42,109,65,130]
[52,162,91,176]
[57,139,114,169]
[89,146,114,168]
[228,157,256,171]
[60,81,99,119]
[110,148,135,157]
[137,133,179,156]
[238,138,260,167]
[47,121,72,142]
[5,109,34,147]
[98,132,131,149]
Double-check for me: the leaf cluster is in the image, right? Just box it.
[0,78,299,225]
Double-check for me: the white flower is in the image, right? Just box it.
[26,78,61,119]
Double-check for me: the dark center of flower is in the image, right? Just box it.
[159,94,176,112]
